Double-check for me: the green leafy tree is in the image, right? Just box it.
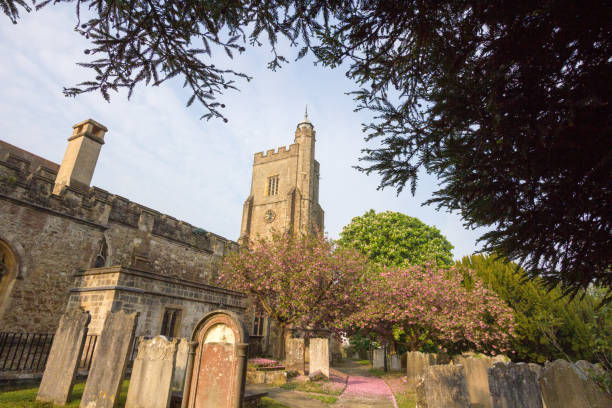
[457,254,612,363]
[338,210,454,267]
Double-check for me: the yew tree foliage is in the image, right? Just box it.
[4,0,611,297]
[338,210,454,268]
[345,264,515,355]
[316,0,612,300]
[219,231,368,338]
[457,254,612,364]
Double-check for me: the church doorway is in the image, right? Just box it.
[0,240,17,321]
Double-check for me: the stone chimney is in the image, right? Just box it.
[53,119,108,195]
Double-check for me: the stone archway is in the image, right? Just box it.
[0,240,17,321]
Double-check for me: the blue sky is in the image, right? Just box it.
[0,5,487,259]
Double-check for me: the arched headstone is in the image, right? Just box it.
[182,310,249,408]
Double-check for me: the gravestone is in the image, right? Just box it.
[172,338,190,391]
[309,338,330,377]
[182,310,249,408]
[488,362,543,408]
[539,359,612,408]
[406,351,435,388]
[416,365,471,408]
[389,354,402,372]
[80,310,138,408]
[37,310,90,405]
[435,352,451,365]
[452,355,494,408]
[126,336,178,408]
[373,348,385,370]
[286,338,305,373]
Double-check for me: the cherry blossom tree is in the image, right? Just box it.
[345,264,515,356]
[219,231,369,359]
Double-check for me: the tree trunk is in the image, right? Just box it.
[275,322,286,361]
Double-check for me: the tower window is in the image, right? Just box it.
[267,176,279,196]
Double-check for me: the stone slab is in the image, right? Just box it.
[172,338,190,391]
[80,310,138,408]
[488,362,543,408]
[373,348,385,370]
[416,364,471,408]
[37,310,90,405]
[184,310,248,408]
[539,359,612,408]
[453,355,494,408]
[286,338,305,372]
[126,336,178,408]
[389,354,401,372]
[309,338,329,377]
[406,351,435,389]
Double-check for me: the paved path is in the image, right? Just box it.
[334,361,398,408]
[246,360,398,408]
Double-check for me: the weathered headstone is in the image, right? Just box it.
[389,354,402,372]
[37,310,90,405]
[309,338,330,377]
[373,348,385,370]
[286,338,305,373]
[172,338,190,391]
[182,310,249,408]
[488,362,543,408]
[406,351,435,388]
[416,365,471,408]
[539,359,612,408]
[80,310,138,408]
[452,355,494,408]
[126,336,178,408]
[435,352,451,365]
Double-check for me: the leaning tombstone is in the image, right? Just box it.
[80,310,138,408]
[389,354,402,372]
[488,362,543,408]
[286,338,305,373]
[452,354,494,408]
[539,359,612,408]
[182,310,249,408]
[309,338,330,378]
[172,338,190,391]
[406,351,435,389]
[36,310,90,405]
[126,336,178,408]
[416,365,471,408]
[373,348,385,370]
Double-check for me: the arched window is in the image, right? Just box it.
[93,238,108,268]
[0,240,17,321]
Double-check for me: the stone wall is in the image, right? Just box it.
[0,140,238,334]
[67,266,246,337]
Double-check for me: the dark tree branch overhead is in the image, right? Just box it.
[4,0,612,301]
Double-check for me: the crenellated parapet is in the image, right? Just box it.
[0,147,237,254]
[253,143,299,165]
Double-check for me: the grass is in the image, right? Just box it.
[257,396,291,408]
[280,380,343,396]
[367,368,386,377]
[305,394,338,404]
[394,391,417,408]
[357,360,370,365]
[0,381,130,407]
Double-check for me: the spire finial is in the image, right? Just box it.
[304,105,309,122]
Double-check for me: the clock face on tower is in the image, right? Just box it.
[264,209,276,223]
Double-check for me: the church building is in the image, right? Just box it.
[240,110,326,357]
[241,110,324,241]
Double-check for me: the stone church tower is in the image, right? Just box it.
[240,111,324,241]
